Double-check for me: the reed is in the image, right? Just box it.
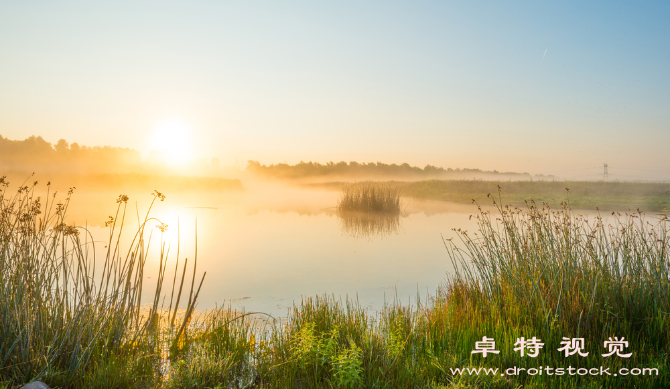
[0,177,204,387]
[439,191,670,386]
[446,192,670,341]
[337,182,400,214]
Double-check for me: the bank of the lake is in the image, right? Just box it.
[1,181,668,388]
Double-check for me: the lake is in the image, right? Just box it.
[62,182,486,317]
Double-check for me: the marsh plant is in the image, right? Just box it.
[337,182,402,239]
[443,191,670,372]
[337,182,400,214]
[0,177,205,387]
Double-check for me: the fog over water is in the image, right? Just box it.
[42,181,487,317]
[8,174,624,318]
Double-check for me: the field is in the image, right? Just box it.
[1,180,668,388]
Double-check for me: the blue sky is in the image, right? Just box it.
[1,1,668,179]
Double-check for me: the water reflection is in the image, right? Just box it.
[338,211,401,239]
[14,181,493,316]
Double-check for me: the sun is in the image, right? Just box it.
[149,121,194,166]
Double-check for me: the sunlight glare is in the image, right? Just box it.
[149,121,194,166]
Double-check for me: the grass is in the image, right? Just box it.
[439,191,670,387]
[337,182,400,214]
[1,178,669,388]
[399,179,670,211]
[337,182,402,239]
[0,176,206,388]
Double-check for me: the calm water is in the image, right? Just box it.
[64,183,483,317]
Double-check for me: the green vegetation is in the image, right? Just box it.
[310,179,670,211]
[399,179,670,211]
[1,180,668,388]
[439,193,670,387]
[336,182,402,238]
[337,182,401,214]
[0,178,206,388]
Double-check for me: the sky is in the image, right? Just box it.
[1,1,669,180]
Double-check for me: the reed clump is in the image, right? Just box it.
[337,182,400,214]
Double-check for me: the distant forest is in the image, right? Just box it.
[0,135,221,175]
[0,135,554,181]
[1,135,144,174]
[246,161,552,180]
[0,135,240,192]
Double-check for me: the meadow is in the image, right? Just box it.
[1,179,668,388]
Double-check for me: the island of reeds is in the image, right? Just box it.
[336,182,401,239]
[1,180,668,388]
[337,182,400,214]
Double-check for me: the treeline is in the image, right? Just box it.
[0,135,244,192]
[246,160,543,180]
[0,135,224,175]
[1,135,552,182]
[0,135,144,174]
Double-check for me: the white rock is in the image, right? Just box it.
[20,382,51,389]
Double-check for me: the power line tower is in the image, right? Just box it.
[603,163,609,180]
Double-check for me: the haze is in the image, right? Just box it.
[1,1,669,180]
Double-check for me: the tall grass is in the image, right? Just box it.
[0,177,205,387]
[446,192,670,339]
[440,192,670,386]
[337,182,400,214]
